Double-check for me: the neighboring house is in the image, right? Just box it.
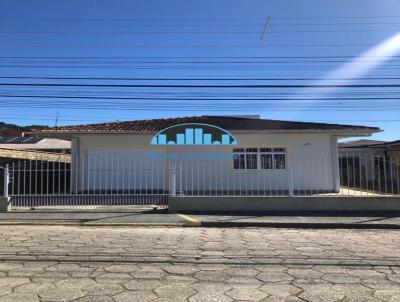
[339,139,386,157]
[339,139,400,160]
[376,140,400,161]
[339,139,386,149]
[36,116,379,195]
[0,137,71,167]
[0,137,71,196]
[0,137,71,154]
[339,139,400,192]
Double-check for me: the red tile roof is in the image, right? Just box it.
[340,139,400,149]
[39,116,380,133]
[339,139,386,148]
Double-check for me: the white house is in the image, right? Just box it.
[37,115,380,196]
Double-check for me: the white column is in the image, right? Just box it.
[3,164,9,198]
[70,138,80,193]
[331,136,340,192]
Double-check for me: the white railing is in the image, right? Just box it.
[2,152,399,208]
[173,154,293,196]
[338,153,400,196]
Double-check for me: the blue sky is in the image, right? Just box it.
[0,0,399,141]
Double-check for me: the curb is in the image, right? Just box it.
[200,222,400,229]
[172,212,202,227]
[1,220,400,229]
[0,221,184,227]
[183,221,202,227]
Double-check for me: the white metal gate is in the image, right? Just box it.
[84,149,165,193]
[5,150,170,208]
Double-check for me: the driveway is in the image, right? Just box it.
[0,226,399,301]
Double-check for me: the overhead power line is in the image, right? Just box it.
[1,83,400,88]
[1,28,399,34]
[1,94,399,101]
[1,21,400,26]
[1,76,400,81]
[2,59,400,64]
[0,43,387,48]
[0,113,399,124]
[1,15,400,21]
[0,102,398,112]
[1,58,400,63]
[1,65,399,70]
[1,55,398,59]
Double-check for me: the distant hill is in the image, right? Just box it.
[0,122,47,137]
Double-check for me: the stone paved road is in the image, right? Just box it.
[0,226,399,301]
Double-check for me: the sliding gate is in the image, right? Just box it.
[5,150,170,208]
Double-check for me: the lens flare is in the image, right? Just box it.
[322,33,400,86]
[295,33,400,99]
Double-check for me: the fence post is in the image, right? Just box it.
[170,165,176,196]
[179,161,183,195]
[3,164,9,198]
[289,167,294,197]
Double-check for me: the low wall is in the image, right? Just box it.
[169,196,400,212]
[0,197,11,212]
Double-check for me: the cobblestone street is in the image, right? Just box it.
[0,226,399,301]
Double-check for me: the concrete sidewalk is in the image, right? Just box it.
[1,209,400,228]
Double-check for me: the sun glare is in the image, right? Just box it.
[295,33,400,99]
[324,32,400,86]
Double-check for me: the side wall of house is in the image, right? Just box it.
[71,132,337,193]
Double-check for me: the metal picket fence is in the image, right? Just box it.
[339,153,400,196]
[1,152,399,209]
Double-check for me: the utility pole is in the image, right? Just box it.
[54,112,59,127]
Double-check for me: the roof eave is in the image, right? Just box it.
[334,129,382,138]
[35,128,381,137]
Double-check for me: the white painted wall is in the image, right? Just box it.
[71,131,338,193]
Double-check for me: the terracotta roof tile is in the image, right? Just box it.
[39,115,380,133]
[339,139,386,148]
